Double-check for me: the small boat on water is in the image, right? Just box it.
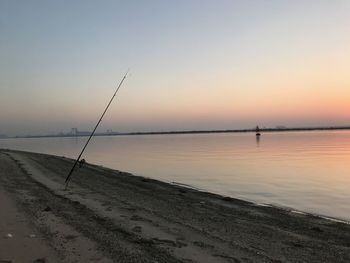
[256,125,261,136]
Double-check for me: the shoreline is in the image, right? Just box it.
[1,149,350,262]
[5,147,348,224]
[172,180,350,225]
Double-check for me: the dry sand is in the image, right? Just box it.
[0,149,349,263]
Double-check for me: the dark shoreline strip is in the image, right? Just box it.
[3,126,350,139]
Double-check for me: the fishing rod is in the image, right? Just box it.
[65,70,129,187]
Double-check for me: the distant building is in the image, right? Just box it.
[69,128,90,136]
[76,130,91,136]
[71,128,78,136]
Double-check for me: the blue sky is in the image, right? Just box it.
[1,1,350,135]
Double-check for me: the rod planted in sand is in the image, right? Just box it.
[65,70,129,187]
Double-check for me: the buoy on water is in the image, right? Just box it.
[255,125,261,136]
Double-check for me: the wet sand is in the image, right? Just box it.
[0,149,349,262]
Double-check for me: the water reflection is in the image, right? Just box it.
[1,131,350,220]
[256,134,260,147]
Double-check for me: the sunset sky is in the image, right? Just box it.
[1,1,349,135]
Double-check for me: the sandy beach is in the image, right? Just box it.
[0,149,349,262]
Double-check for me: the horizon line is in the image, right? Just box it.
[2,125,350,139]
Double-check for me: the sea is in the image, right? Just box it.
[1,130,350,221]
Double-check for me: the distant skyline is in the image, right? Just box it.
[1,1,350,136]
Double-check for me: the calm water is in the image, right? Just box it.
[1,131,350,221]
